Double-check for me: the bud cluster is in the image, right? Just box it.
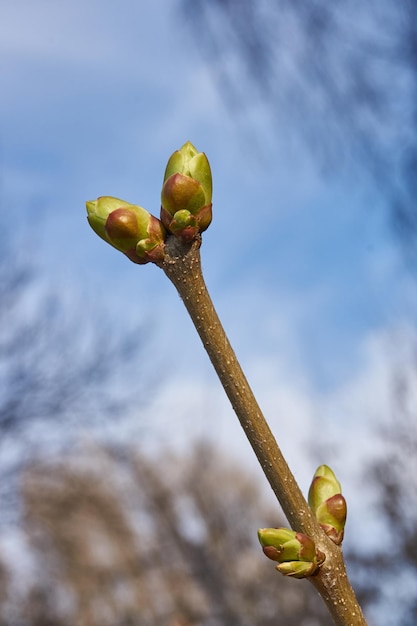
[86,142,213,263]
[257,527,325,579]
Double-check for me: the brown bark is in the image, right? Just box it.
[159,236,367,626]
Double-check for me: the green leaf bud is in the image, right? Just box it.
[308,465,347,545]
[276,560,319,579]
[258,527,294,549]
[258,528,303,561]
[308,465,342,509]
[86,196,166,265]
[161,141,212,240]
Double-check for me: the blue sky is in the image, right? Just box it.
[1,0,415,507]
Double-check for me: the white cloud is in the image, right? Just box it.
[142,283,414,480]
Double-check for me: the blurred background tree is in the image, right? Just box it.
[0,230,148,525]
[348,355,417,626]
[0,441,332,626]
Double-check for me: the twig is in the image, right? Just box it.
[160,235,367,626]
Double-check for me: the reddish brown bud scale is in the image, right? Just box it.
[105,208,142,250]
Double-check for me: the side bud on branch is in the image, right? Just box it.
[308,465,347,545]
[161,141,212,241]
[258,527,325,579]
[86,196,166,264]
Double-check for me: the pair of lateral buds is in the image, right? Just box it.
[258,465,347,578]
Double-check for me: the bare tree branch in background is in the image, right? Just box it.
[0,442,333,626]
[0,239,149,525]
[181,0,417,263]
[349,345,417,626]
